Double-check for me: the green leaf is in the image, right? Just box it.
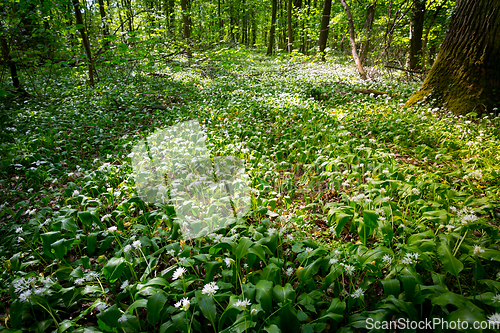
[235,237,253,260]
[381,279,400,297]
[264,324,281,333]
[97,304,121,328]
[51,239,70,259]
[437,238,463,277]
[147,291,168,325]
[255,279,273,313]
[103,257,126,283]
[198,294,217,324]
[87,232,98,256]
[126,298,148,314]
[62,217,78,233]
[272,283,295,304]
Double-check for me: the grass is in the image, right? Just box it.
[1,47,500,332]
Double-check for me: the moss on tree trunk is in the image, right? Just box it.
[406,0,500,116]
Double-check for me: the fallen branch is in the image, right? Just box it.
[384,65,428,74]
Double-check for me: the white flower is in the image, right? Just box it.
[108,226,117,232]
[458,208,479,225]
[202,282,219,296]
[234,299,251,310]
[250,308,258,315]
[411,188,420,196]
[19,290,32,302]
[172,267,187,281]
[351,288,365,299]
[124,244,132,253]
[121,280,130,291]
[18,237,24,243]
[492,294,500,304]
[473,245,485,257]
[132,240,142,249]
[382,169,390,175]
[74,278,86,285]
[224,257,235,268]
[329,258,338,265]
[95,302,108,312]
[305,247,313,253]
[167,249,176,256]
[86,271,99,281]
[72,190,80,197]
[382,255,393,266]
[401,252,419,265]
[285,267,294,276]
[15,227,23,234]
[174,297,190,311]
[102,214,112,222]
[26,209,36,215]
[268,228,277,236]
[488,313,500,325]
[343,264,356,275]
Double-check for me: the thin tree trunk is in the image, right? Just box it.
[318,0,332,60]
[406,0,500,115]
[408,0,426,70]
[267,0,278,55]
[287,0,293,52]
[359,2,377,66]
[97,0,109,36]
[340,0,368,80]
[0,37,20,88]
[73,0,95,86]
[422,0,447,70]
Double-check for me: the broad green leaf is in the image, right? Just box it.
[147,291,168,325]
[272,283,295,304]
[437,240,463,277]
[198,294,217,324]
[235,237,253,260]
[103,257,126,283]
[255,279,273,313]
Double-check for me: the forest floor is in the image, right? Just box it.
[1,48,500,332]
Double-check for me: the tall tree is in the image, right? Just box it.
[317,0,331,60]
[0,31,20,88]
[340,0,367,79]
[73,0,95,86]
[359,2,377,66]
[406,0,500,115]
[287,0,293,52]
[407,0,426,70]
[267,0,278,55]
[180,0,192,56]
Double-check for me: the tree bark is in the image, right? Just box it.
[408,0,426,70]
[318,0,332,60]
[267,0,278,55]
[406,0,500,115]
[73,0,95,86]
[359,2,377,66]
[287,0,293,52]
[97,0,109,36]
[180,0,192,57]
[340,0,368,80]
[422,0,447,70]
[1,36,20,88]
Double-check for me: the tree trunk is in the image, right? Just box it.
[287,0,293,52]
[408,0,426,70]
[218,0,223,42]
[180,0,192,57]
[318,0,332,60]
[1,36,20,88]
[97,0,109,36]
[340,0,368,80]
[422,0,447,70]
[359,2,376,66]
[406,0,500,115]
[73,0,95,86]
[267,0,278,55]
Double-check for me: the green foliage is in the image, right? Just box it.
[1,48,500,332]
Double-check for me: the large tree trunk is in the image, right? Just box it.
[267,0,278,55]
[340,0,368,80]
[359,2,376,66]
[407,0,426,70]
[180,0,192,57]
[73,0,95,86]
[318,0,332,60]
[406,0,500,115]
